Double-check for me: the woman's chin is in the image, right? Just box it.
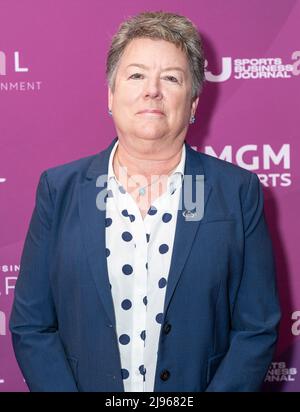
[132,126,168,141]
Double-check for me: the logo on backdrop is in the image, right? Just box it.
[0,264,18,336]
[205,51,300,82]
[0,265,18,297]
[264,340,300,391]
[292,311,300,336]
[264,362,298,383]
[0,51,42,92]
[192,144,291,188]
[0,310,6,336]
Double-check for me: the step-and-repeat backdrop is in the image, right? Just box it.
[0,0,299,392]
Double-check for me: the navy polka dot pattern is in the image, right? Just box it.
[121,299,132,310]
[121,368,129,379]
[148,205,157,215]
[129,214,135,222]
[119,334,130,345]
[105,217,112,227]
[159,244,169,254]
[158,277,167,288]
[122,264,133,275]
[105,141,185,391]
[122,231,133,242]
[155,313,164,324]
[162,213,172,223]
[107,189,114,198]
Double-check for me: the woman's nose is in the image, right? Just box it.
[143,78,163,99]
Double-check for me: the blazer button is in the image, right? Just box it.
[163,323,172,334]
[160,369,170,381]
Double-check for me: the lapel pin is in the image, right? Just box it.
[183,210,196,219]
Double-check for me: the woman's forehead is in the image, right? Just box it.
[119,38,189,70]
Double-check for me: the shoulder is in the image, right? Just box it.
[45,152,99,183]
[197,150,253,180]
[42,139,116,188]
[36,151,103,207]
[190,147,259,187]
[187,147,262,210]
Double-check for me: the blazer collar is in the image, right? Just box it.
[85,137,118,180]
[84,137,199,180]
[162,143,212,316]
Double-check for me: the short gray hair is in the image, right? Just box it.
[106,11,205,99]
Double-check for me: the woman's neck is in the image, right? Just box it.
[114,140,184,180]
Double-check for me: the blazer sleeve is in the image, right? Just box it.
[9,171,78,392]
[206,172,281,392]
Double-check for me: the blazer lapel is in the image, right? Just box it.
[79,139,211,326]
[79,139,117,327]
[163,143,212,314]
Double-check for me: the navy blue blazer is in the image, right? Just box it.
[10,139,281,392]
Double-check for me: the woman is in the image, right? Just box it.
[10,11,280,392]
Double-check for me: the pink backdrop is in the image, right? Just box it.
[0,0,299,391]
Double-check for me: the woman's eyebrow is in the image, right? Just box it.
[126,63,185,73]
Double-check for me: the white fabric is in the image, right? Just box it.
[105,140,185,391]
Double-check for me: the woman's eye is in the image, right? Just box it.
[165,76,179,83]
[129,73,144,79]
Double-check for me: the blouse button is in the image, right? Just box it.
[163,323,172,334]
[160,370,170,381]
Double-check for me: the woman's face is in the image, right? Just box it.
[108,38,198,148]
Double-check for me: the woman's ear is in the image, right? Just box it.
[191,96,199,117]
[108,87,113,112]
